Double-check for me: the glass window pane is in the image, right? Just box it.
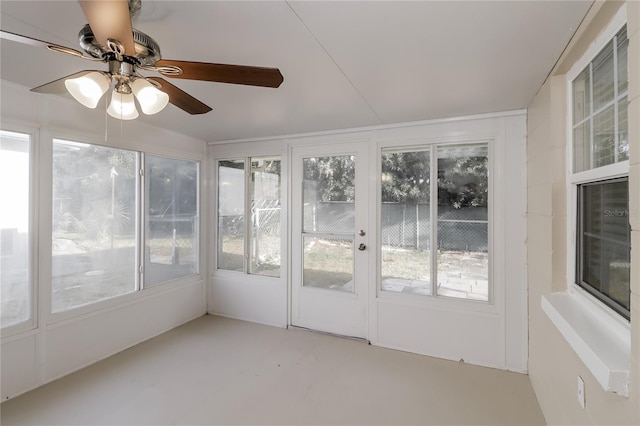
[573,122,590,173]
[617,26,628,95]
[572,67,591,125]
[592,41,614,111]
[1,131,31,327]
[144,156,198,287]
[618,96,628,162]
[579,180,630,316]
[380,150,431,295]
[436,144,489,301]
[303,156,355,234]
[217,160,245,272]
[303,237,353,293]
[593,105,615,168]
[52,140,137,312]
[571,25,627,173]
[249,157,281,277]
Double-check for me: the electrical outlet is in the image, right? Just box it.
[577,375,585,409]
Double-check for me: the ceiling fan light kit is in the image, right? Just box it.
[64,71,110,108]
[107,90,139,120]
[1,0,283,121]
[65,60,169,117]
[131,78,169,115]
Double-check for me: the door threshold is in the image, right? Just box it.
[288,325,370,344]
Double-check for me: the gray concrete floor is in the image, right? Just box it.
[1,315,545,425]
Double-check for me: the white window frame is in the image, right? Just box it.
[214,155,283,277]
[543,4,631,396]
[0,125,39,337]
[378,141,493,304]
[47,136,202,321]
[215,157,248,273]
[375,137,499,317]
[143,153,201,288]
[565,7,630,323]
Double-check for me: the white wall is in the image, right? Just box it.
[208,111,528,372]
[0,81,208,400]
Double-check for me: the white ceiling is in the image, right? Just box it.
[1,1,592,142]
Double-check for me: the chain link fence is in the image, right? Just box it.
[306,201,487,252]
[252,200,282,274]
[147,215,198,265]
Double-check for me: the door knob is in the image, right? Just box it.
[359,230,366,236]
[358,243,366,251]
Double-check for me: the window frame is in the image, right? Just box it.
[376,139,495,308]
[46,136,202,321]
[215,157,247,273]
[0,125,39,336]
[214,155,283,277]
[565,8,630,323]
[142,153,201,288]
[248,156,282,277]
[50,138,141,314]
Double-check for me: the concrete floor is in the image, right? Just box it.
[1,315,545,425]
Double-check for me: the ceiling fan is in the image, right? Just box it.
[0,0,284,119]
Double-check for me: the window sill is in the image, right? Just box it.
[541,290,630,396]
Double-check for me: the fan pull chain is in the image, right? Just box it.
[104,94,108,143]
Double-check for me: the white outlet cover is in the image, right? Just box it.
[577,375,585,409]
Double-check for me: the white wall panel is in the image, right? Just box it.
[1,282,205,400]
[44,282,206,383]
[377,301,502,368]
[208,275,286,328]
[1,333,39,400]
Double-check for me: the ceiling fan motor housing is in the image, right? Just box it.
[78,24,161,66]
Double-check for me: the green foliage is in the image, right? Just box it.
[437,155,488,208]
[381,151,430,204]
[302,149,487,208]
[304,156,355,202]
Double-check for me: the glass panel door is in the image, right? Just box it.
[291,142,368,339]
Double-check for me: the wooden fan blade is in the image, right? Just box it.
[1,30,86,59]
[31,70,95,94]
[147,77,212,115]
[79,0,135,55]
[155,59,284,88]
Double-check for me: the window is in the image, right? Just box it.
[52,140,138,312]
[144,155,199,287]
[576,179,630,318]
[570,25,630,319]
[249,158,281,276]
[217,157,281,276]
[217,159,245,272]
[572,26,628,172]
[380,143,489,301]
[381,149,431,295]
[52,139,200,313]
[437,145,489,300]
[1,130,32,328]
